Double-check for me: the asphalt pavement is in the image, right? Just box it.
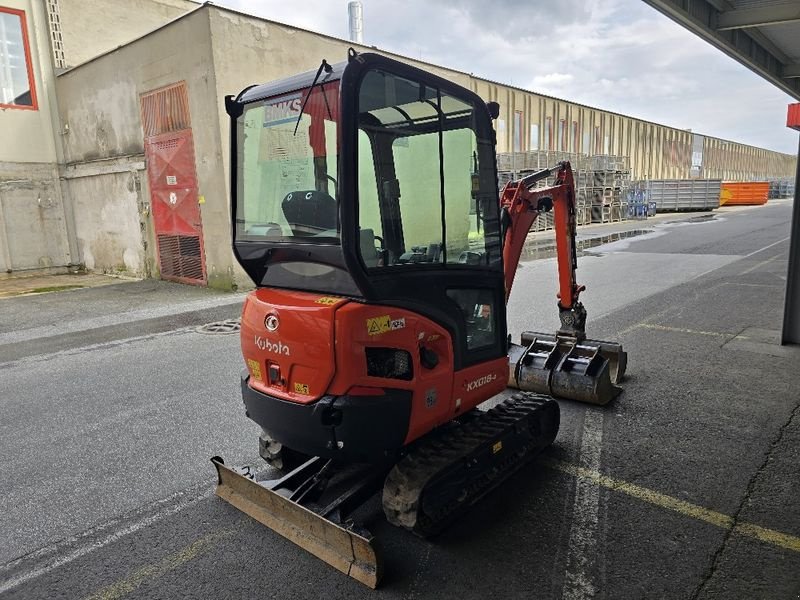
[1,201,798,599]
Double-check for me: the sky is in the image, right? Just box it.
[218,0,799,155]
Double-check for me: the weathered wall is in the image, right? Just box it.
[0,162,72,272]
[54,8,215,280]
[0,0,79,274]
[61,157,151,277]
[56,0,197,69]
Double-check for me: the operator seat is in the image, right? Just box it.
[282,190,337,236]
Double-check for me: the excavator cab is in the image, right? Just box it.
[229,51,508,376]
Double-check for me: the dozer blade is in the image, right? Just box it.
[211,456,382,588]
[509,332,627,406]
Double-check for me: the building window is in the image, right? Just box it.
[572,121,579,153]
[544,117,552,150]
[558,119,566,151]
[530,123,539,150]
[513,110,523,152]
[0,7,36,109]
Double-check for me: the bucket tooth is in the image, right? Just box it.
[211,457,382,588]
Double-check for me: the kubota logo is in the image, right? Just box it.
[465,373,497,392]
[254,335,290,356]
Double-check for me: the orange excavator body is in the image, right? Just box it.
[212,50,625,587]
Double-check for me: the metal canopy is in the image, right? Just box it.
[642,0,800,345]
[642,0,800,101]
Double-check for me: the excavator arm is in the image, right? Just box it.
[500,161,627,405]
[501,161,587,338]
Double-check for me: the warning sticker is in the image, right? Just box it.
[247,359,263,382]
[367,315,406,336]
[315,297,339,306]
[166,175,177,185]
[367,315,390,336]
[294,382,309,395]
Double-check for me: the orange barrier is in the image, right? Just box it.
[720,182,769,206]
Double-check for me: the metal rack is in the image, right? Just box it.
[497,151,635,229]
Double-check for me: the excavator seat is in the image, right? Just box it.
[282,190,337,236]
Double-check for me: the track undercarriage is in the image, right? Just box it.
[212,392,559,588]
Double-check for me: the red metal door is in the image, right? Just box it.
[141,82,207,285]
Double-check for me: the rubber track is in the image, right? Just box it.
[382,391,559,537]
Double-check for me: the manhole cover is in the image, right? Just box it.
[196,318,241,335]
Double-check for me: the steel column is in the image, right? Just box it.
[782,134,800,344]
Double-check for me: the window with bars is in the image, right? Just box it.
[0,7,36,109]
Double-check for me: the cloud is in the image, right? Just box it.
[218,0,798,154]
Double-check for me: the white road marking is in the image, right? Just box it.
[0,488,212,595]
[561,408,604,600]
[743,236,790,258]
[0,464,270,594]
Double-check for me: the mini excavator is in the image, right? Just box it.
[212,51,626,587]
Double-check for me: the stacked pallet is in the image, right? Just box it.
[496,151,634,230]
[768,178,795,199]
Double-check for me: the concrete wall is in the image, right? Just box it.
[56,0,197,69]
[61,156,151,276]
[0,161,72,272]
[54,8,214,280]
[0,0,76,273]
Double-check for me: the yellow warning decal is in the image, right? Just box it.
[294,382,310,395]
[247,359,263,382]
[492,441,503,454]
[367,315,391,336]
[315,297,339,305]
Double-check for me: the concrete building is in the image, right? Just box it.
[0,0,194,276]
[3,1,797,288]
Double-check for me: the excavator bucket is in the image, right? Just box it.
[508,332,627,406]
[211,457,382,588]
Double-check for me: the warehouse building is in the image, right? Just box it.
[2,1,797,288]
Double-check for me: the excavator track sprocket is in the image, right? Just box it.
[382,392,559,537]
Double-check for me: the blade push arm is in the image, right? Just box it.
[500,161,587,339]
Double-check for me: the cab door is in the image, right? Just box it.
[340,56,507,371]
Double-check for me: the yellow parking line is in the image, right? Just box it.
[620,323,730,338]
[83,524,241,600]
[542,458,800,553]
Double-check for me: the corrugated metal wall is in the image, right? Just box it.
[469,79,795,181]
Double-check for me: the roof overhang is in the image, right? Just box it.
[642,0,800,101]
